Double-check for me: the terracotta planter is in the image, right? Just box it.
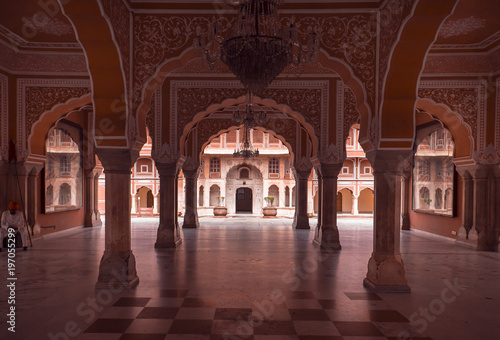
[263,207,277,217]
[213,207,228,217]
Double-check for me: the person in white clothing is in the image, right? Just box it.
[1,201,28,251]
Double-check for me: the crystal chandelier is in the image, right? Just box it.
[233,92,267,159]
[194,0,319,91]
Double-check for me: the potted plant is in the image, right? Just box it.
[263,196,277,217]
[213,196,227,217]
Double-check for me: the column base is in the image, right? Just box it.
[155,225,182,248]
[477,229,499,252]
[182,214,199,228]
[85,217,103,228]
[293,216,310,229]
[313,226,341,250]
[364,254,410,293]
[401,214,410,230]
[93,212,103,226]
[96,251,139,289]
[455,226,477,249]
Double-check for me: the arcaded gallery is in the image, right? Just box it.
[0,0,499,339]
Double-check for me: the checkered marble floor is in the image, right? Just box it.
[77,289,431,339]
[5,217,500,340]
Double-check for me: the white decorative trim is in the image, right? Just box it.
[0,74,8,161]
[0,25,81,50]
[418,80,487,151]
[17,78,91,159]
[335,80,344,150]
[432,31,500,51]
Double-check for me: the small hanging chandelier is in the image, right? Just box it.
[233,125,259,159]
[194,0,319,91]
[233,92,267,159]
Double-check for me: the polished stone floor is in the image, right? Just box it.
[0,217,499,340]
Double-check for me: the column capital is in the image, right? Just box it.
[319,144,346,165]
[456,166,473,180]
[318,162,343,178]
[152,143,179,164]
[293,157,313,179]
[182,156,199,178]
[156,161,178,177]
[366,150,412,174]
[96,148,139,173]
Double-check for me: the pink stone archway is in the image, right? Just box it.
[416,98,474,163]
[29,94,92,156]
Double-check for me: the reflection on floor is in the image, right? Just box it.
[1,217,499,340]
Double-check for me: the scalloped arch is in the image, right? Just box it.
[29,94,92,156]
[416,98,473,161]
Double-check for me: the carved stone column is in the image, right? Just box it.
[315,168,322,230]
[401,170,411,230]
[456,167,475,245]
[153,193,159,215]
[84,167,95,227]
[292,158,312,230]
[26,165,43,236]
[471,164,499,252]
[95,148,139,289]
[364,150,411,293]
[182,157,199,228]
[314,163,342,250]
[351,195,359,215]
[93,170,102,226]
[131,193,138,215]
[155,162,182,248]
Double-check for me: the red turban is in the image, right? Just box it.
[8,201,19,211]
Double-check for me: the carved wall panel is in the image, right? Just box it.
[133,13,375,111]
[418,80,486,151]
[170,80,328,153]
[17,79,91,158]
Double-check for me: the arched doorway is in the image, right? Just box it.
[336,192,342,211]
[236,188,253,213]
[137,186,154,216]
[339,188,353,213]
[358,188,374,213]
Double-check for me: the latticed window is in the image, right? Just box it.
[60,156,71,176]
[209,157,220,178]
[268,158,279,178]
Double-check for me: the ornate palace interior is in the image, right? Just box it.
[0,0,499,339]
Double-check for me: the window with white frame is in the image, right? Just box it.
[209,157,220,178]
[268,158,280,178]
[342,167,349,174]
[60,156,71,176]
[364,167,372,174]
